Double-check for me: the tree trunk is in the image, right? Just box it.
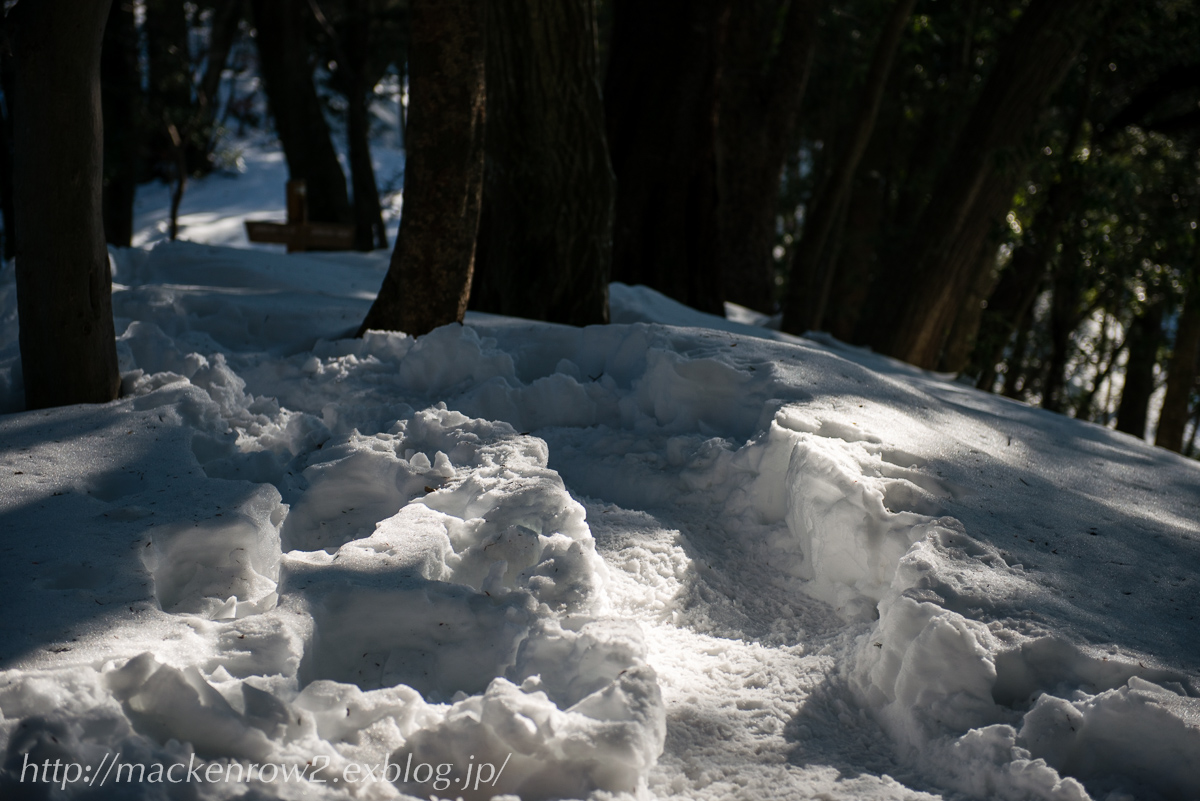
[1042,248,1086,413]
[1002,302,1038,400]
[781,0,916,334]
[101,0,142,247]
[970,243,1048,390]
[358,0,485,337]
[143,0,193,178]
[249,0,352,224]
[192,0,243,173]
[11,0,121,409]
[470,0,615,326]
[1115,300,1165,438]
[335,0,389,252]
[824,167,885,342]
[604,0,730,316]
[1155,263,1200,452]
[939,246,1000,374]
[717,0,821,313]
[0,49,17,261]
[865,0,1092,367]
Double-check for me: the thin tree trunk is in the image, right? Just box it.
[1155,260,1200,451]
[470,0,614,326]
[101,0,142,247]
[11,0,121,409]
[1075,324,1126,422]
[0,49,17,261]
[346,86,388,251]
[1002,308,1036,399]
[971,244,1048,390]
[717,0,821,313]
[1115,300,1164,438]
[192,0,243,173]
[1042,247,1087,413]
[341,0,389,251]
[604,0,730,316]
[249,0,352,224]
[940,247,1000,374]
[358,0,485,337]
[782,0,916,334]
[824,167,885,342]
[143,0,193,179]
[865,0,1092,367]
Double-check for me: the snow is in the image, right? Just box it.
[0,168,1198,801]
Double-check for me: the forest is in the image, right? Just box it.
[2,0,1200,453]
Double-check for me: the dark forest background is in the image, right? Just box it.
[2,0,1199,456]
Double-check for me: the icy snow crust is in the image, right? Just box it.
[0,242,1197,800]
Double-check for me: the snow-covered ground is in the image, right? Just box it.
[0,148,1198,801]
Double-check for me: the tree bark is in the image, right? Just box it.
[604,0,730,316]
[1041,243,1088,413]
[781,0,916,334]
[340,0,390,251]
[143,0,193,177]
[470,0,615,326]
[358,0,485,337]
[970,243,1048,390]
[11,0,121,409]
[1155,262,1200,452]
[864,0,1092,368]
[1115,300,1165,438]
[939,246,1001,373]
[249,0,352,224]
[0,48,17,261]
[717,0,821,313]
[193,0,243,173]
[101,0,142,247]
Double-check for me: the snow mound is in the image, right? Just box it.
[2,241,1198,801]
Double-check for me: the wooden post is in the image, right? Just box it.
[286,180,307,252]
[245,179,356,252]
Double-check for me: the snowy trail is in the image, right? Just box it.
[1,242,1199,800]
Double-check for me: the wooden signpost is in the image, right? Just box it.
[244,180,356,253]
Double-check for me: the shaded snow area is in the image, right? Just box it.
[0,242,1198,801]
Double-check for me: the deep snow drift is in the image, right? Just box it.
[0,235,1197,800]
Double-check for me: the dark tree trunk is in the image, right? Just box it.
[1115,301,1165,438]
[604,0,730,316]
[0,49,17,261]
[1075,318,1125,422]
[101,0,142,247]
[470,0,614,326]
[1155,264,1200,452]
[11,0,121,409]
[337,0,389,251]
[346,85,388,251]
[717,0,821,313]
[782,0,916,334]
[970,243,1048,390]
[824,168,885,342]
[358,0,485,337]
[143,0,193,176]
[864,0,1091,368]
[249,0,352,224]
[193,0,243,172]
[1041,248,1086,413]
[1001,315,1034,400]
[939,247,1000,374]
